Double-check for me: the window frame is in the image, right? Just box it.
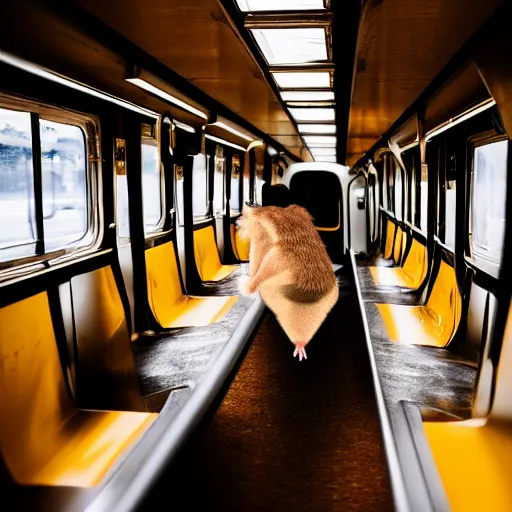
[0,94,101,271]
[466,132,509,277]
[141,120,166,236]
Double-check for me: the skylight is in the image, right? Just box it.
[272,71,331,89]
[313,155,337,162]
[281,91,335,102]
[310,147,336,156]
[289,108,335,122]
[304,135,337,146]
[298,124,336,134]
[251,28,327,65]
[236,0,325,12]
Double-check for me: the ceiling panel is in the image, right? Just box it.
[74,0,304,154]
[347,0,503,166]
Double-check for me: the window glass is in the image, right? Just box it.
[214,146,225,214]
[193,154,209,218]
[410,163,416,224]
[471,140,508,272]
[40,120,87,251]
[387,156,395,213]
[381,162,388,211]
[243,153,251,205]
[255,169,265,206]
[445,155,456,250]
[0,108,35,259]
[141,136,163,233]
[231,154,241,212]
[395,162,403,221]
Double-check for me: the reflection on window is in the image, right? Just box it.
[0,108,35,260]
[214,146,225,215]
[40,120,87,251]
[117,175,130,239]
[255,175,265,206]
[445,156,456,250]
[193,154,209,219]
[471,140,508,272]
[231,154,241,212]
[141,140,163,232]
[395,166,403,221]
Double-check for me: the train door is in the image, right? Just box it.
[348,174,367,253]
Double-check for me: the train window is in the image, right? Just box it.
[214,145,225,214]
[141,124,164,233]
[470,140,508,274]
[444,154,457,250]
[231,154,241,212]
[255,167,264,205]
[387,156,395,213]
[40,120,87,251]
[243,152,251,205]
[395,162,403,221]
[0,108,35,260]
[193,154,209,219]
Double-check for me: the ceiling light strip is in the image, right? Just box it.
[213,121,253,142]
[126,78,208,120]
[0,50,159,119]
[205,134,247,152]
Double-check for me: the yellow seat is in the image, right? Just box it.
[424,421,512,512]
[375,259,461,347]
[146,241,238,328]
[370,238,428,289]
[0,294,157,487]
[393,226,404,264]
[194,225,238,282]
[383,219,396,259]
[231,224,250,261]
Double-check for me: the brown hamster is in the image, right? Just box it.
[238,204,339,361]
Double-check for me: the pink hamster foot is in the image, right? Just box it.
[293,344,307,361]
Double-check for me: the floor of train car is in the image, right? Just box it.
[138,266,395,511]
[356,252,477,420]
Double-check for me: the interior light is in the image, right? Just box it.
[281,91,335,102]
[235,0,325,11]
[0,49,158,119]
[309,147,336,156]
[213,121,253,142]
[174,120,196,133]
[126,78,208,119]
[298,124,336,134]
[272,71,331,89]
[205,134,247,152]
[289,108,335,122]
[251,28,327,65]
[314,155,337,163]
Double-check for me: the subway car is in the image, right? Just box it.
[0,0,510,511]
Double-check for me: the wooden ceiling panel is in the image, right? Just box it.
[74,0,303,150]
[347,0,503,165]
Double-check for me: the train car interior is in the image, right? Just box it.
[0,0,511,511]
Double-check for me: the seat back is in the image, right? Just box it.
[231,224,250,262]
[425,259,462,345]
[145,241,186,327]
[193,225,225,281]
[0,293,76,484]
[393,225,404,264]
[401,238,428,289]
[384,219,395,259]
[70,266,144,411]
